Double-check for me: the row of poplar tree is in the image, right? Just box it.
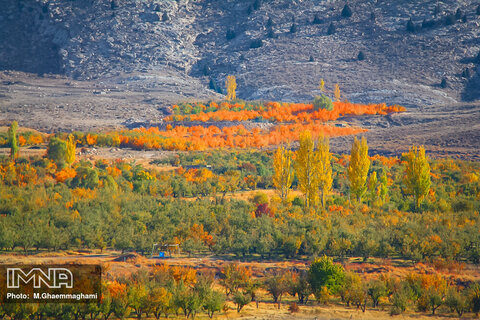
[273,131,431,210]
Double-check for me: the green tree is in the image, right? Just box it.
[347,137,370,202]
[470,283,480,317]
[47,137,67,168]
[308,256,345,298]
[367,279,387,308]
[203,290,225,318]
[233,291,250,313]
[445,287,467,317]
[7,121,19,159]
[313,94,333,111]
[403,145,431,210]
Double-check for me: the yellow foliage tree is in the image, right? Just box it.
[319,79,325,93]
[367,171,378,206]
[295,131,319,208]
[403,145,431,210]
[334,83,341,101]
[273,145,294,202]
[347,136,370,202]
[226,75,237,100]
[65,134,76,166]
[315,135,332,208]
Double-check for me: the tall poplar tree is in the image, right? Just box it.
[315,135,332,208]
[225,75,237,100]
[347,136,370,202]
[403,145,431,210]
[273,145,294,202]
[65,134,76,166]
[8,121,19,160]
[295,131,318,208]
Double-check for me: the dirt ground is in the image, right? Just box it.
[1,72,479,161]
[1,252,479,319]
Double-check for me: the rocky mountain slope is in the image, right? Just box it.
[1,0,479,106]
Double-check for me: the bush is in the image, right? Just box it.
[406,18,415,32]
[267,28,276,39]
[288,302,299,313]
[358,51,365,61]
[250,39,263,49]
[290,23,297,33]
[313,94,333,111]
[445,14,456,25]
[313,14,322,24]
[477,5,480,15]
[455,8,462,19]
[341,4,352,18]
[440,78,447,88]
[226,29,236,40]
[266,17,273,27]
[327,23,335,35]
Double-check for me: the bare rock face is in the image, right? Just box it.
[1,0,480,105]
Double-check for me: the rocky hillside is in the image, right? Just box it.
[1,0,480,106]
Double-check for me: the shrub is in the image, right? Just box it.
[267,28,276,39]
[288,302,299,313]
[313,14,322,24]
[290,23,297,33]
[440,78,447,88]
[445,14,456,25]
[341,4,352,18]
[406,18,415,32]
[226,29,236,40]
[327,22,336,35]
[253,0,261,10]
[358,51,365,61]
[309,55,315,62]
[455,8,462,19]
[250,39,263,48]
[313,94,333,111]
[266,17,273,27]
[477,5,480,15]
[162,12,169,21]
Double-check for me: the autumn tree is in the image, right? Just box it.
[65,134,76,166]
[367,171,378,206]
[403,145,431,210]
[319,79,325,93]
[378,170,388,205]
[8,121,19,160]
[47,137,67,168]
[315,135,332,208]
[334,83,341,101]
[295,131,319,208]
[347,137,370,202]
[273,145,294,202]
[225,75,237,100]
